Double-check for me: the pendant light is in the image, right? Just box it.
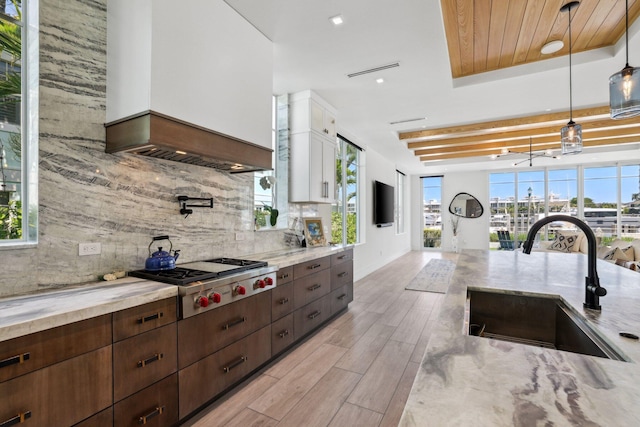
[609,0,640,119]
[561,1,582,155]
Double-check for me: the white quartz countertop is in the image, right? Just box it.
[400,250,640,426]
[0,245,350,342]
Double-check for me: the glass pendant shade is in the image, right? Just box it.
[609,65,640,119]
[561,121,582,154]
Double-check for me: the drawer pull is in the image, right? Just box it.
[279,297,290,305]
[308,311,321,319]
[0,352,30,369]
[279,329,290,338]
[337,293,347,300]
[137,353,164,368]
[138,406,164,425]
[280,273,290,279]
[223,317,246,330]
[137,312,164,324]
[307,284,321,292]
[337,255,347,260]
[308,264,322,270]
[338,272,348,278]
[223,356,247,373]
[0,411,31,427]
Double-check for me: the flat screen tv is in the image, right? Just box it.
[373,180,394,227]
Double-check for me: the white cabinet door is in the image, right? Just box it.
[289,133,336,203]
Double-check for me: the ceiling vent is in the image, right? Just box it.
[347,62,399,78]
[389,117,427,125]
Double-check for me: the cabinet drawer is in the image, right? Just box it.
[330,284,353,316]
[271,313,294,356]
[276,265,294,284]
[330,261,353,291]
[293,256,330,279]
[271,282,294,320]
[293,268,331,310]
[330,249,353,266]
[73,407,113,427]
[114,373,178,427]
[0,314,111,383]
[113,323,178,402]
[294,295,331,340]
[113,298,177,342]
[178,292,271,369]
[0,346,112,427]
[178,325,271,419]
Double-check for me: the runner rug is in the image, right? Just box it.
[404,258,456,294]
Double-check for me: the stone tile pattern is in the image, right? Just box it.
[0,0,289,297]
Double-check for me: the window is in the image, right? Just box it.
[0,0,38,245]
[332,135,360,245]
[254,95,287,230]
[422,176,442,248]
[396,170,405,234]
[490,164,640,247]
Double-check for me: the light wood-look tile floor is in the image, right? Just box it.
[182,251,456,427]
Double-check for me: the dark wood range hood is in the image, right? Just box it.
[105,111,273,173]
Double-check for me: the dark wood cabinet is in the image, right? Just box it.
[178,325,272,419]
[294,294,332,339]
[271,281,294,321]
[330,283,354,315]
[293,268,331,310]
[178,291,271,369]
[112,298,177,342]
[113,323,178,402]
[293,255,331,280]
[113,373,179,427]
[0,346,113,427]
[276,265,294,284]
[271,313,295,356]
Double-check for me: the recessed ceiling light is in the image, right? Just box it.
[541,40,563,55]
[376,78,384,84]
[329,15,343,26]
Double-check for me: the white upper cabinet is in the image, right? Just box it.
[106,0,273,150]
[289,91,338,203]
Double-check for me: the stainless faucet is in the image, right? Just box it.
[522,214,607,311]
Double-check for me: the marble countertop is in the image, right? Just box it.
[400,250,640,426]
[0,245,350,342]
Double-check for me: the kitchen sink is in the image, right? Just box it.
[465,288,629,362]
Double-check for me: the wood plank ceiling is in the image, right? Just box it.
[401,0,640,165]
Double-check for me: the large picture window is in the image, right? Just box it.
[332,135,360,245]
[422,176,442,249]
[0,0,38,245]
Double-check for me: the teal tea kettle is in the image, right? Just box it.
[145,235,181,271]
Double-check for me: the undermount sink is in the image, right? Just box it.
[465,288,629,362]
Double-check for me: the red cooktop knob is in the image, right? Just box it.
[210,293,222,303]
[264,277,273,286]
[197,296,209,308]
[237,285,246,295]
[256,279,266,289]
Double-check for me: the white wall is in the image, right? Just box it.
[353,149,412,281]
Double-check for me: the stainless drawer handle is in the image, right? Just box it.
[0,352,30,369]
[338,272,348,278]
[279,297,289,305]
[137,312,164,324]
[307,284,321,291]
[280,273,290,279]
[0,411,31,427]
[223,356,247,373]
[308,264,322,270]
[223,317,246,330]
[137,353,163,368]
[138,406,164,425]
[337,293,347,300]
[279,329,289,338]
[337,255,347,260]
[308,311,321,319]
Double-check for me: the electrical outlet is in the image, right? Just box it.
[235,233,245,241]
[79,242,101,256]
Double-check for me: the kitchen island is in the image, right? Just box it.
[400,250,640,426]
